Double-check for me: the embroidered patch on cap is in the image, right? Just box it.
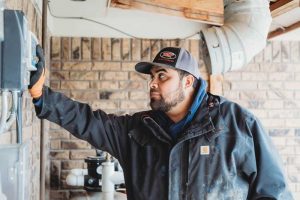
[160,51,177,59]
[200,146,210,155]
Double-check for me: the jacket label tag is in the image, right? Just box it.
[200,146,210,155]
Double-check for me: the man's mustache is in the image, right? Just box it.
[150,89,159,93]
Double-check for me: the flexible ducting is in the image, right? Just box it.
[200,0,272,74]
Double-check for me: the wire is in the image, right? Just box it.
[47,0,201,40]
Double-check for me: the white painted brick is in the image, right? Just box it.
[231,81,258,90]
[254,49,264,63]
[272,41,282,63]
[295,91,300,99]
[269,72,294,81]
[286,138,300,146]
[281,41,290,63]
[258,82,283,90]
[290,42,300,63]
[223,72,242,81]
[250,109,268,118]
[263,41,272,63]
[269,110,300,119]
[241,72,268,81]
[263,100,284,109]
[284,82,300,90]
[239,91,267,100]
[295,73,300,81]
[243,63,260,72]
[223,91,239,100]
[286,119,300,128]
[284,100,300,109]
[285,64,300,72]
[276,146,295,155]
[269,136,286,145]
[260,118,285,128]
[267,91,294,100]
[261,63,287,72]
[222,81,231,91]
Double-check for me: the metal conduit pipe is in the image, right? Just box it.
[0,91,18,134]
[40,0,48,198]
[201,0,272,74]
[0,91,9,133]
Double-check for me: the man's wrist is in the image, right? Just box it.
[33,97,43,107]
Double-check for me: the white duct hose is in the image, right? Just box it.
[201,0,272,74]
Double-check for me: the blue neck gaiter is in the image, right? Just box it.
[168,78,207,139]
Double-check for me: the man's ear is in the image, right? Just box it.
[184,75,195,89]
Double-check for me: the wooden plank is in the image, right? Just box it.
[271,0,299,17]
[111,0,224,26]
[268,21,300,39]
[270,0,293,11]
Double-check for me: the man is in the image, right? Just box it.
[30,46,293,200]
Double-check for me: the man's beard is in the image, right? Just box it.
[150,83,185,112]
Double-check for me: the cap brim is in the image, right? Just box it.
[135,62,175,74]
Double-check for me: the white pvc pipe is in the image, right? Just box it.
[0,91,9,134]
[201,0,272,74]
[110,171,124,185]
[66,174,84,186]
[70,168,88,176]
[5,91,18,130]
[65,163,125,200]
[102,162,114,193]
[0,91,18,134]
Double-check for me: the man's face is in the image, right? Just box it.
[149,66,185,112]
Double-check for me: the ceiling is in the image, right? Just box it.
[44,0,300,40]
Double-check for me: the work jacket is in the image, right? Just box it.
[36,86,293,200]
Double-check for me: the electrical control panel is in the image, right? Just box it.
[0,9,38,91]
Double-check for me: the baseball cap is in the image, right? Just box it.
[135,47,201,79]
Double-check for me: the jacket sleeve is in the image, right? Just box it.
[35,86,134,163]
[243,114,293,200]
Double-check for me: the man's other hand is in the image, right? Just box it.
[28,45,46,99]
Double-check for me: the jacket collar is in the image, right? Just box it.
[130,93,227,146]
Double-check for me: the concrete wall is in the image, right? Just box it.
[48,37,300,199]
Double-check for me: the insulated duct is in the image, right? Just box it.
[200,0,272,74]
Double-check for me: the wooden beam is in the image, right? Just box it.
[271,0,299,17]
[270,0,293,11]
[110,0,224,26]
[268,21,300,39]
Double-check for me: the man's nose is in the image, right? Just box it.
[149,79,158,89]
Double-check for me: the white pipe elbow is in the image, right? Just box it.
[70,168,88,176]
[201,0,272,74]
[66,173,84,186]
[110,171,124,185]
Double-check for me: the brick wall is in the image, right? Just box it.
[222,41,300,199]
[0,0,49,200]
[49,37,300,199]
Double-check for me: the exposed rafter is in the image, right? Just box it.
[110,0,224,25]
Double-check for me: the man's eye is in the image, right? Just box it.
[159,74,166,79]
